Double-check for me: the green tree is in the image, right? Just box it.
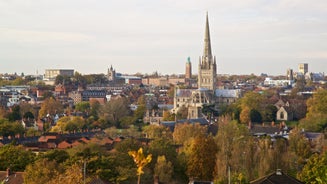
[154,155,173,183]
[75,101,90,112]
[298,153,327,183]
[0,144,35,171]
[101,97,131,128]
[299,89,327,131]
[7,105,21,121]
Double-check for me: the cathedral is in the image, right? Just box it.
[173,13,241,119]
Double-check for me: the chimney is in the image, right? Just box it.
[154,175,159,184]
[6,168,10,177]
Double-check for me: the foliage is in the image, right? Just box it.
[173,123,207,145]
[75,101,90,112]
[162,110,175,121]
[42,149,70,164]
[298,153,327,183]
[24,158,63,184]
[299,89,327,132]
[51,116,87,133]
[0,119,25,138]
[250,109,262,123]
[7,105,21,121]
[154,155,173,183]
[0,144,35,171]
[176,105,188,120]
[39,97,63,118]
[187,134,217,181]
[143,125,173,140]
[100,97,131,128]
[128,148,152,184]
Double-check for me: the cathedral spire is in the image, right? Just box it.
[203,12,212,59]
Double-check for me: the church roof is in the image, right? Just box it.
[215,89,241,98]
[176,89,193,97]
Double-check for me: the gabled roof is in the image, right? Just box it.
[0,171,24,184]
[250,170,303,184]
[176,89,193,97]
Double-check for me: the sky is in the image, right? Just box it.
[0,0,327,76]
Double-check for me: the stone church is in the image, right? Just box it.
[173,13,241,119]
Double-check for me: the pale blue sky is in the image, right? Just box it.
[0,0,326,76]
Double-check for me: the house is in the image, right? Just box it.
[250,169,303,184]
[303,132,325,153]
[0,168,24,184]
[276,106,293,121]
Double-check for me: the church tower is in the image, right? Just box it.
[107,65,116,82]
[185,57,192,79]
[198,12,217,91]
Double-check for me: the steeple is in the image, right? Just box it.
[203,12,212,60]
[198,12,217,91]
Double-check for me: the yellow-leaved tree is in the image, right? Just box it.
[128,148,152,184]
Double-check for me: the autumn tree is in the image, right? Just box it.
[128,148,152,184]
[173,123,207,145]
[24,158,63,184]
[239,92,264,124]
[162,110,175,121]
[299,89,327,132]
[214,117,256,183]
[143,125,173,140]
[39,97,63,118]
[187,134,217,181]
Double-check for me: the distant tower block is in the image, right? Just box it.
[298,63,308,74]
[185,57,192,79]
[287,68,294,80]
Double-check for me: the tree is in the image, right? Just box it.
[299,89,327,132]
[128,148,152,184]
[239,92,264,124]
[298,153,327,183]
[288,127,312,170]
[101,97,131,128]
[162,110,175,121]
[75,101,90,112]
[143,125,172,140]
[24,158,63,184]
[42,149,70,164]
[173,123,207,145]
[39,97,63,118]
[0,144,35,171]
[154,156,173,183]
[187,134,217,181]
[250,109,262,123]
[7,105,21,121]
[176,105,188,120]
[0,119,25,138]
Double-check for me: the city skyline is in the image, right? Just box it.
[1,0,327,76]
